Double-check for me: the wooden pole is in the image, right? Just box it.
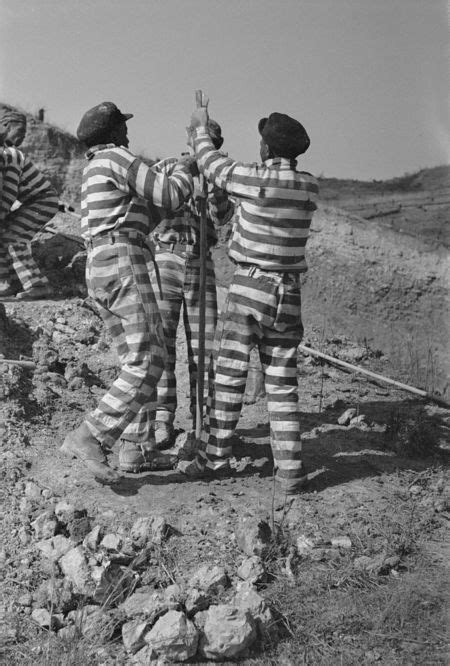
[0,358,35,369]
[298,343,450,409]
[195,90,208,439]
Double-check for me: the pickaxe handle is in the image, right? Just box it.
[194,90,208,439]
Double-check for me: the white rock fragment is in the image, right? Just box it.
[66,605,115,640]
[24,481,42,501]
[119,585,179,621]
[122,619,149,654]
[235,517,271,557]
[36,534,72,561]
[198,604,257,660]
[144,610,198,662]
[337,408,357,426]
[59,546,93,595]
[331,536,352,549]
[31,511,57,540]
[233,582,275,637]
[296,535,315,556]
[31,608,52,627]
[188,564,229,595]
[130,515,169,546]
[100,533,123,551]
[349,414,368,427]
[83,525,102,551]
[237,556,266,585]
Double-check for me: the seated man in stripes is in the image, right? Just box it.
[149,120,233,449]
[0,109,58,300]
[61,102,195,483]
[179,107,319,495]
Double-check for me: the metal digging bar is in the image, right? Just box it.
[195,89,209,440]
[298,344,450,409]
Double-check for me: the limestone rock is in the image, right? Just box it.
[118,585,179,621]
[235,516,271,557]
[337,408,357,425]
[122,619,150,654]
[36,534,72,561]
[237,556,267,585]
[24,481,42,501]
[144,610,198,662]
[31,511,57,540]
[83,525,102,551]
[100,533,123,552]
[130,515,169,546]
[188,564,229,595]
[233,582,275,637]
[59,546,93,595]
[91,562,137,607]
[66,605,115,641]
[198,604,257,660]
[31,608,52,628]
[131,645,158,664]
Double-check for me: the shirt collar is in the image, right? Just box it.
[85,143,117,160]
[263,157,298,169]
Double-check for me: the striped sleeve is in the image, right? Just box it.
[8,155,58,233]
[193,128,267,200]
[127,157,193,211]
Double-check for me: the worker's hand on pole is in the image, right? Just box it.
[190,107,209,129]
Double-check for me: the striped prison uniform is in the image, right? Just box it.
[0,147,58,289]
[150,158,233,425]
[80,144,193,448]
[192,127,319,492]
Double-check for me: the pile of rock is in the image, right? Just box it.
[8,488,278,662]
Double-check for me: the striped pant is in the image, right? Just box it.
[150,247,217,425]
[0,224,49,290]
[199,264,305,491]
[85,233,166,448]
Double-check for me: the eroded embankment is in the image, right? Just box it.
[303,206,449,393]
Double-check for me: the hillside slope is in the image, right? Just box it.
[0,102,84,205]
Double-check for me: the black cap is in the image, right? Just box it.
[77,102,133,144]
[258,112,310,158]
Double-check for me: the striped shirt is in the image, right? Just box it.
[193,127,319,272]
[0,147,58,232]
[80,145,193,240]
[151,158,233,248]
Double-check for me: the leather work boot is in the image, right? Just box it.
[275,473,309,496]
[119,440,178,473]
[177,457,231,480]
[154,421,175,450]
[16,284,54,300]
[60,423,121,484]
[0,280,18,298]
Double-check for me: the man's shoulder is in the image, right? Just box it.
[2,146,26,166]
[90,145,137,171]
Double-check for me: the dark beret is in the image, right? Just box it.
[258,112,310,158]
[77,102,133,143]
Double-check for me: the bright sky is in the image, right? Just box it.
[1,0,448,179]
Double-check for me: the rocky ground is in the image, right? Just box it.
[0,114,448,662]
[0,291,448,664]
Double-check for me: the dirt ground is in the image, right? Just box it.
[0,290,448,664]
